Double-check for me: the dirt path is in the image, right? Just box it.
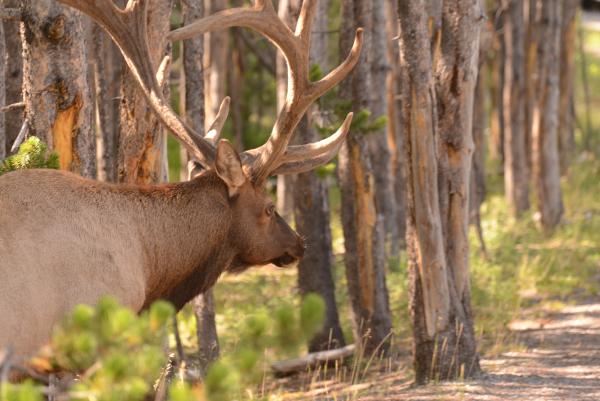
[357,299,600,401]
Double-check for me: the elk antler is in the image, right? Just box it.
[169,0,363,184]
[56,0,220,168]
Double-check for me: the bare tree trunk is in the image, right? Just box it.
[471,38,488,256]
[558,0,578,174]
[21,0,96,178]
[293,0,345,353]
[385,0,406,254]
[502,0,530,216]
[397,0,482,383]
[368,0,396,258]
[532,0,564,231]
[2,0,22,156]
[338,0,392,356]
[92,25,121,182]
[182,0,220,373]
[117,0,172,184]
[204,0,228,126]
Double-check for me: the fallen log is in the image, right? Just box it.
[271,344,356,376]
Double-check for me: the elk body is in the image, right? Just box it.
[0,0,362,359]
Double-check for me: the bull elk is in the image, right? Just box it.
[0,0,362,359]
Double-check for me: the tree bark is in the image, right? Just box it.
[92,24,121,182]
[368,0,396,258]
[293,0,345,353]
[385,0,407,255]
[397,0,482,383]
[117,0,172,184]
[558,0,578,174]
[182,0,220,373]
[21,0,96,178]
[2,0,22,156]
[338,0,392,356]
[532,0,564,231]
[502,0,530,216]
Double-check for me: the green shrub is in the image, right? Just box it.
[0,137,59,176]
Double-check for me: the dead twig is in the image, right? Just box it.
[0,102,24,113]
[11,119,29,153]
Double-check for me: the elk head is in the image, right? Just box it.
[57,0,363,271]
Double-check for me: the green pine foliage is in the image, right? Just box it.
[3,294,325,401]
[0,137,59,176]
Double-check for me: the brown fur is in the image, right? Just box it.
[0,166,303,359]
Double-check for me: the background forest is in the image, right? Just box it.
[1,0,599,400]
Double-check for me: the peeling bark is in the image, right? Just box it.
[21,0,96,178]
[398,0,482,383]
[117,0,172,184]
[339,0,392,356]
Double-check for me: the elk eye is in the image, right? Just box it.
[266,204,275,217]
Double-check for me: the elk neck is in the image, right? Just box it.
[127,172,237,310]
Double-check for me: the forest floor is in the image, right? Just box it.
[275,296,600,401]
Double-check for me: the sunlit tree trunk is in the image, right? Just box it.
[181,0,220,373]
[2,0,23,156]
[117,0,172,184]
[397,0,482,383]
[532,0,564,231]
[293,0,345,352]
[339,0,392,356]
[21,0,96,178]
[502,0,530,216]
[558,0,578,174]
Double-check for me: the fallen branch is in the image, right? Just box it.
[11,119,29,153]
[271,344,355,376]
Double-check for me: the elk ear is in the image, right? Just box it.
[215,139,246,197]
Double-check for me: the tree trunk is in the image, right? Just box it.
[532,0,564,231]
[502,0,530,216]
[117,0,172,184]
[338,0,392,356]
[92,24,121,182]
[397,0,482,383]
[558,0,578,174]
[384,0,407,255]
[21,0,96,178]
[293,0,345,353]
[2,0,23,156]
[368,0,396,258]
[182,0,220,373]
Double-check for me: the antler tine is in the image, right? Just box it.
[168,0,363,183]
[57,0,217,168]
[205,97,231,144]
